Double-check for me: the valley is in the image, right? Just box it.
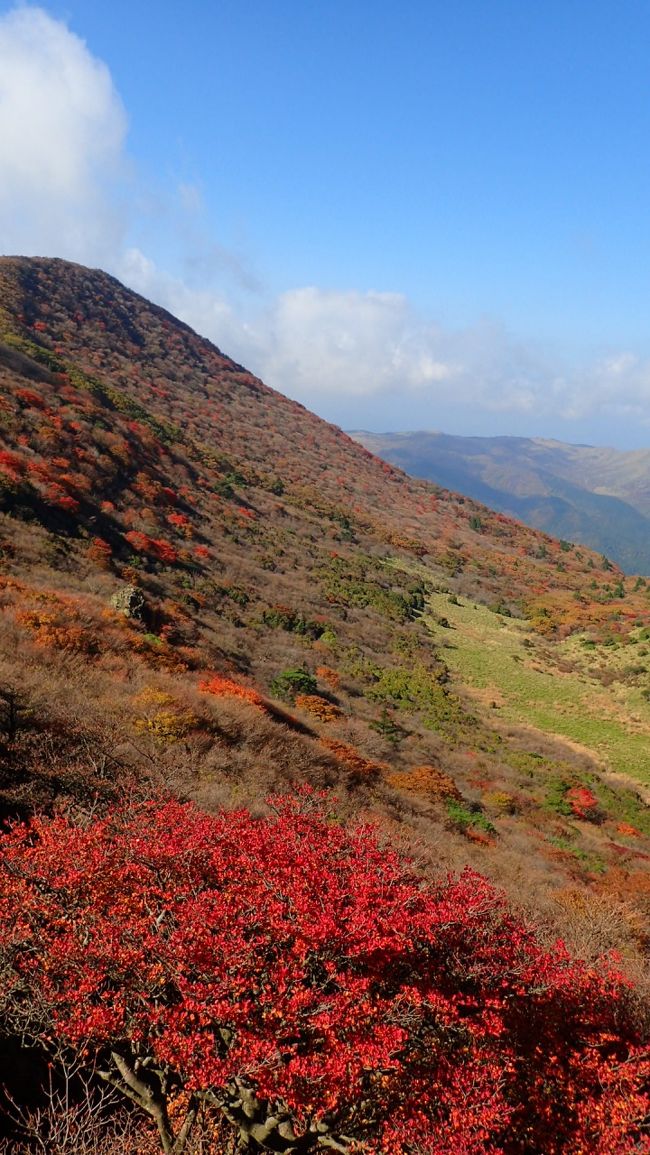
[351,429,650,574]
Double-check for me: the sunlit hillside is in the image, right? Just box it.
[1,253,649,922]
[0,258,648,1154]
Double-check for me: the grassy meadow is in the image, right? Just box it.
[422,590,650,788]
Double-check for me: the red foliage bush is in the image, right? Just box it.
[124,530,179,565]
[1,796,646,1154]
[149,538,179,564]
[0,449,27,479]
[45,483,80,512]
[566,785,600,821]
[14,387,46,408]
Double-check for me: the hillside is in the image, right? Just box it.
[0,254,649,905]
[0,257,649,1149]
[350,429,650,574]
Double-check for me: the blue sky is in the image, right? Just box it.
[2,1,650,446]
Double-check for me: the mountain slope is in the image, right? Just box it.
[350,430,650,573]
[0,255,649,970]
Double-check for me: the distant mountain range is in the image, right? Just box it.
[349,430,650,574]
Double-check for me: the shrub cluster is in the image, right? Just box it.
[0,795,647,1154]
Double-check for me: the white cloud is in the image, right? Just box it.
[256,287,440,398]
[0,5,128,261]
[132,271,650,441]
[117,259,648,434]
[565,353,650,423]
[145,279,553,417]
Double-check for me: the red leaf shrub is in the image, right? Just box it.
[167,511,191,531]
[0,798,647,1154]
[124,530,179,565]
[0,449,27,479]
[44,484,80,512]
[566,785,600,821]
[14,387,46,408]
[149,537,179,564]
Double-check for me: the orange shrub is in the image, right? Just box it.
[315,665,341,690]
[617,822,640,838]
[465,828,493,846]
[320,738,387,777]
[86,537,112,567]
[294,694,341,722]
[199,674,266,709]
[388,764,462,801]
[15,607,99,655]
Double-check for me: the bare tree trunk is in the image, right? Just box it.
[98,1051,198,1155]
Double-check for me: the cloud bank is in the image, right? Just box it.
[0,6,127,262]
[2,4,650,445]
[123,258,650,438]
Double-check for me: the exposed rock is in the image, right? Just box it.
[110,585,145,620]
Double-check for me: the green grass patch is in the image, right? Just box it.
[422,592,650,787]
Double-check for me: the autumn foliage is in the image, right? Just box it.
[1,795,648,1155]
[387,763,463,800]
[1,256,650,1153]
[199,673,266,708]
[294,693,342,722]
[566,784,601,820]
[319,738,388,778]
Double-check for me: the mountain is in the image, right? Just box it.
[0,256,649,848]
[349,430,650,574]
[1,257,649,1151]
[1,256,649,853]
